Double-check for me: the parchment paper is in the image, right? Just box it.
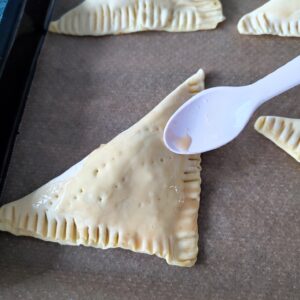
[0,0,299,299]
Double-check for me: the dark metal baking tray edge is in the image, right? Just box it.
[0,0,56,198]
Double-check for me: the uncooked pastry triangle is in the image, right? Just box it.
[0,70,204,267]
[49,0,225,36]
[238,0,300,37]
[255,116,300,162]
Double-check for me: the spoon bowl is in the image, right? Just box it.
[164,86,254,154]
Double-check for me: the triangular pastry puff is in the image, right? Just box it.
[0,70,204,267]
[238,0,300,37]
[49,0,225,36]
[255,116,300,162]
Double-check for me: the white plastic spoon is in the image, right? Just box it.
[164,55,300,155]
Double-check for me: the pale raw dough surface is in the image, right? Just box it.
[0,70,204,267]
[49,0,225,36]
[255,116,300,162]
[238,0,300,37]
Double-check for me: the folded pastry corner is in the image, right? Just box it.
[49,0,225,36]
[238,0,300,37]
[0,69,205,267]
[255,116,300,162]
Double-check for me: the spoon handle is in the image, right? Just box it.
[250,55,300,107]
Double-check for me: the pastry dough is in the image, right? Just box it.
[255,116,300,162]
[238,0,300,37]
[0,70,204,267]
[49,0,225,36]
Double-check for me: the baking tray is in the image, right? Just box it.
[0,0,55,196]
[0,0,299,299]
